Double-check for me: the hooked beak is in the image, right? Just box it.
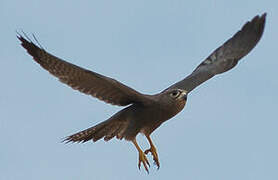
[178,90,188,100]
[184,94,188,101]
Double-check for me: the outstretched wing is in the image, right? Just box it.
[18,35,149,106]
[166,13,266,93]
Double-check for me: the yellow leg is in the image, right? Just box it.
[144,135,160,169]
[132,139,150,173]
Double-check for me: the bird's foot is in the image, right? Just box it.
[138,150,150,173]
[144,145,160,169]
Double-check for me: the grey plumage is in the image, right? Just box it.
[166,13,266,93]
[18,13,266,172]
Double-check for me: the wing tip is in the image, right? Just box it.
[252,12,266,34]
[256,13,267,41]
[17,32,30,49]
[238,13,266,49]
[17,31,44,64]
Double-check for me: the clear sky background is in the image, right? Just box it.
[1,0,277,180]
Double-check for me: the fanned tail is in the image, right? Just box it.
[63,118,129,143]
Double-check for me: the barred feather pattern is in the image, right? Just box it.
[17,35,149,106]
[63,119,129,143]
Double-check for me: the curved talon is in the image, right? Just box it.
[132,139,150,173]
[138,151,150,173]
[144,149,151,154]
[144,146,160,169]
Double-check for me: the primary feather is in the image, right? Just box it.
[166,13,266,93]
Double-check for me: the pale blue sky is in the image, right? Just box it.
[1,0,278,179]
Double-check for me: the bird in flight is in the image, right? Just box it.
[18,13,266,173]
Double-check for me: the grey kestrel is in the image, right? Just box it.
[18,13,266,173]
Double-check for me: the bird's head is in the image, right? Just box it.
[155,89,188,119]
[159,89,188,107]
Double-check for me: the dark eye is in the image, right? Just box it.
[170,90,180,98]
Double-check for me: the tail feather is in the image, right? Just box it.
[63,119,128,143]
[92,124,112,142]
[63,121,108,143]
[104,125,122,141]
[103,122,128,141]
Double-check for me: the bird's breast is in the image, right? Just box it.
[151,99,187,124]
[167,100,186,119]
[138,100,187,135]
